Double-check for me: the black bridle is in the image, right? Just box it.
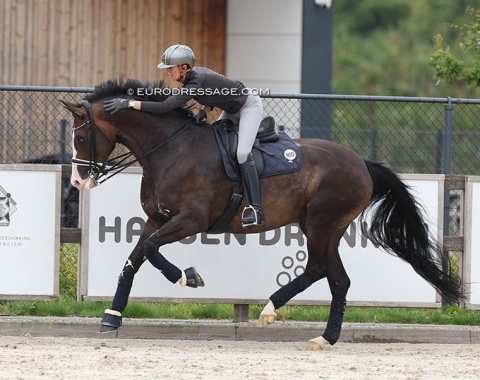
[71,100,192,185]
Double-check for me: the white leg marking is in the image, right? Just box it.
[258,300,277,327]
[178,270,187,287]
[125,260,134,270]
[306,336,332,351]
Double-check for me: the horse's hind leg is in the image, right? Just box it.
[258,226,350,350]
[258,266,327,326]
[259,272,321,326]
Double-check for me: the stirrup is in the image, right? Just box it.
[242,205,265,227]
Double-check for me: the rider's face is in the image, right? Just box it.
[166,66,182,82]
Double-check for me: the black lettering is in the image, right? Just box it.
[284,224,304,247]
[360,221,369,248]
[126,217,145,243]
[201,233,221,245]
[342,222,356,248]
[260,229,280,246]
[180,235,196,244]
[99,216,121,243]
[224,233,246,245]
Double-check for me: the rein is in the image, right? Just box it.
[72,100,193,185]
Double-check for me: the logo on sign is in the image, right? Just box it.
[0,185,17,227]
[276,250,307,286]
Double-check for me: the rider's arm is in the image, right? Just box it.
[136,92,193,114]
[133,71,202,114]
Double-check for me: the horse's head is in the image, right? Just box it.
[63,78,195,191]
[61,100,117,191]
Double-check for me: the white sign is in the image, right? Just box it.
[81,168,443,306]
[0,165,60,299]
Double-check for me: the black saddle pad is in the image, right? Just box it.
[213,125,302,182]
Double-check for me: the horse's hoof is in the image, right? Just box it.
[257,314,276,327]
[100,324,119,333]
[306,336,332,351]
[184,267,205,288]
[306,341,324,350]
[99,309,122,333]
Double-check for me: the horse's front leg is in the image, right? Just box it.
[147,250,204,288]
[100,233,149,332]
[100,218,204,333]
[143,214,205,288]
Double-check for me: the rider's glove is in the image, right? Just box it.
[194,109,207,124]
[103,98,129,115]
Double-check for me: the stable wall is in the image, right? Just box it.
[226,0,302,93]
[0,0,227,86]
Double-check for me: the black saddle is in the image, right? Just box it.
[214,116,279,175]
[208,116,301,234]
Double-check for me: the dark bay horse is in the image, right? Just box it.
[63,78,463,350]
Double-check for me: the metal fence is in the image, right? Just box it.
[1,86,479,298]
[262,94,480,175]
[2,87,479,174]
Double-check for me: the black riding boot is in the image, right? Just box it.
[240,153,265,227]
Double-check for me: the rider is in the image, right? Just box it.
[103,44,265,227]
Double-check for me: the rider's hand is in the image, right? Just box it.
[103,98,129,115]
[194,109,207,124]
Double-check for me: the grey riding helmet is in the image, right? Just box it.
[157,44,195,69]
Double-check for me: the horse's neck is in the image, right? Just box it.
[117,112,189,162]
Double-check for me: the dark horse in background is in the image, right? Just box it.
[62,78,463,350]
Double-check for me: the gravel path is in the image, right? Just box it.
[1,335,479,379]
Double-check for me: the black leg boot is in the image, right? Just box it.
[240,153,265,227]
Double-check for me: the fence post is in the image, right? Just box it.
[60,119,67,163]
[300,0,333,139]
[301,100,332,139]
[442,97,453,309]
[233,304,249,323]
[59,119,68,227]
[435,131,443,174]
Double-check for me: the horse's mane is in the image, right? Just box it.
[84,78,193,117]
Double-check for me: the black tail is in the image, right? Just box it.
[362,160,464,304]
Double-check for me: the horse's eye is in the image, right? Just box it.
[76,135,88,144]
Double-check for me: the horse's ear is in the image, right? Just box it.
[60,100,85,118]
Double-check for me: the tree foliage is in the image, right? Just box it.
[429,6,480,88]
[332,0,477,97]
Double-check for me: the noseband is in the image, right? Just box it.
[71,100,115,186]
[71,99,193,185]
